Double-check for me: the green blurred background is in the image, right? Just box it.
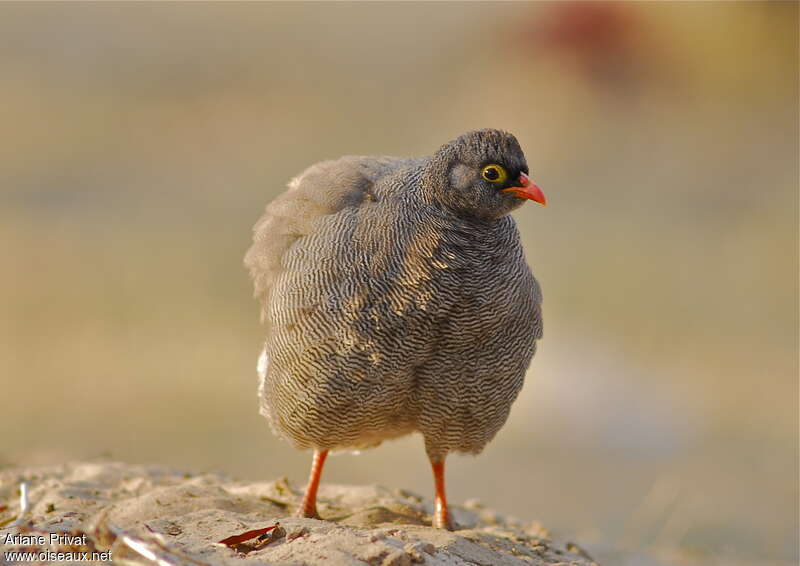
[1,3,797,565]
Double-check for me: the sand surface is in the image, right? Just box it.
[0,462,599,566]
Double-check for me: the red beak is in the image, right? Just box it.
[501,172,547,206]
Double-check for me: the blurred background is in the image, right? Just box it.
[1,3,796,565]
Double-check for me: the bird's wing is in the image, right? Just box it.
[244,155,418,320]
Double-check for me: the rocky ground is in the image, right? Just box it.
[0,462,599,566]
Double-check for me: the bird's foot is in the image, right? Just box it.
[295,449,328,520]
[295,500,321,519]
[433,509,455,531]
[430,458,455,530]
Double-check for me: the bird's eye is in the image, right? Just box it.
[481,164,508,184]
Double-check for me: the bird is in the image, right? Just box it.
[244,129,545,530]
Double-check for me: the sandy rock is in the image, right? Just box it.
[0,462,599,566]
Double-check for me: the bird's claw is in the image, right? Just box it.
[295,502,321,520]
[433,511,455,531]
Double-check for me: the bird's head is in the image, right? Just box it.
[423,129,546,220]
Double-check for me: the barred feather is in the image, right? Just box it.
[244,130,542,460]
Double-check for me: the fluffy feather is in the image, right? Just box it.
[244,130,542,460]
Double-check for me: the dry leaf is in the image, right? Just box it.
[218,522,281,547]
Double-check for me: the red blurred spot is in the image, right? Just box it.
[524,2,641,87]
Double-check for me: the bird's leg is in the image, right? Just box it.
[430,457,454,530]
[296,449,328,519]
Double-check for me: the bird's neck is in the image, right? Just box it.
[415,185,507,226]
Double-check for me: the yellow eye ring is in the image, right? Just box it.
[481,164,508,184]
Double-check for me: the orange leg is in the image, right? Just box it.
[431,458,454,530]
[296,449,328,519]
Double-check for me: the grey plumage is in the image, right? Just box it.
[244,129,542,463]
